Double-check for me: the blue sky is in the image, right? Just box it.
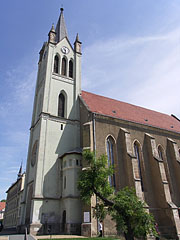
[0,0,180,200]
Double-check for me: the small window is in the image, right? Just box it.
[76,159,79,166]
[69,60,73,78]
[54,55,59,73]
[58,93,65,117]
[64,176,66,189]
[61,124,63,130]
[179,149,180,157]
[61,57,67,76]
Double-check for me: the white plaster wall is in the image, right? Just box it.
[61,198,82,223]
[49,77,74,118]
[27,121,41,184]
[32,199,60,224]
[41,120,80,198]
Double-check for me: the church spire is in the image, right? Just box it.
[55,8,68,43]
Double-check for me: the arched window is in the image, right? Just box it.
[106,136,116,188]
[158,146,163,160]
[134,142,144,191]
[54,55,59,73]
[58,93,65,117]
[61,57,67,76]
[69,60,73,78]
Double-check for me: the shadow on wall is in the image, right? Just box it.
[142,135,176,238]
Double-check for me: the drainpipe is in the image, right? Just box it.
[93,113,96,154]
[92,113,99,235]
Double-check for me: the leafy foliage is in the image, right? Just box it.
[78,150,157,239]
[110,187,156,238]
[78,150,113,203]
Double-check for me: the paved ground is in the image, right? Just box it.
[0,234,36,240]
[0,237,8,240]
[10,235,35,240]
[36,235,86,239]
[0,235,86,240]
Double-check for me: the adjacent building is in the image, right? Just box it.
[3,167,25,229]
[0,202,6,223]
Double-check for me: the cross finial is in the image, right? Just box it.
[60,4,64,12]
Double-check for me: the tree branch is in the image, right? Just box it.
[93,188,114,207]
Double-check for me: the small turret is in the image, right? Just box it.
[48,24,56,44]
[17,162,22,180]
[74,33,82,54]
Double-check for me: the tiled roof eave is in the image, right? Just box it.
[92,111,180,135]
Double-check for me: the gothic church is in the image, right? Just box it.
[16,8,180,239]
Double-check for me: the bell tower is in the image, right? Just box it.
[20,8,82,235]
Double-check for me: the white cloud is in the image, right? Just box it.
[82,28,180,118]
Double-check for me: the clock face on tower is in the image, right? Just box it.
[61,46,69,54]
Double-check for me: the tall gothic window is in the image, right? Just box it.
[106,136,116,188]
[58,93,65,117]
[134,142,144,191]
[54,55,59,73]
[69,60,73,78]
[61,57,67,76]
[158,147,163,160]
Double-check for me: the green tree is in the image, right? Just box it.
[0,200,6,202]
[78,150,157,240]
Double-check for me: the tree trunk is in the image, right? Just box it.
[124,231,134,240]
[124,222,134,240]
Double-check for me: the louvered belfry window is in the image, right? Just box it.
[58,93,65,117]
[54,55,59,73]
[61,57,67,76]
[69,60,73,78]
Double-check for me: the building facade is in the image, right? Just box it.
[14,8,180,239]
[0,202,6,223]
[80,91,180,238]
[3,169,25,229]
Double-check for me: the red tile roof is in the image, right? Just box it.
[81,91,180,134]
[0,202,6,211]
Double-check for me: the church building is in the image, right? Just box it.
[18,8,180,239]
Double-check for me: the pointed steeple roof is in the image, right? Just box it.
[55,8,68,43]
[50,23,55,33]
[17,162,22,180]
